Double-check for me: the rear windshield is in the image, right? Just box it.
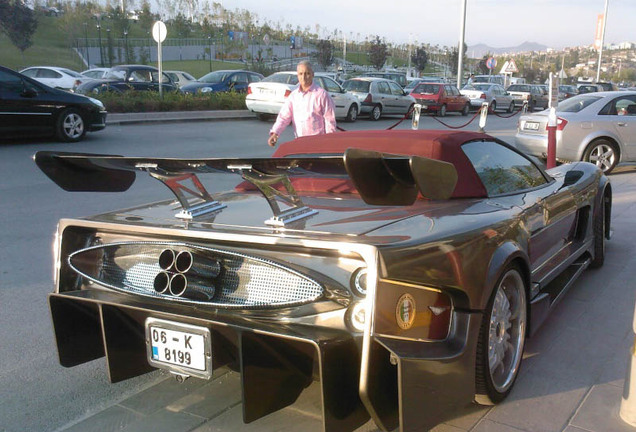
[473,84,492,91]
[61,68,83,77]
[412,84,440,94]
[557,94,603,113]
[199,71,231,83]
[508,85,530,92]
[263,73,298,84]
[343,80,370,92]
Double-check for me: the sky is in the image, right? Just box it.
[215,0,635,49]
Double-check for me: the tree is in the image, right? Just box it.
[448,42,467,76]
[314,39,333,69]
[369,35,387,70]
[411,46,428,72]
[0,0,38,54]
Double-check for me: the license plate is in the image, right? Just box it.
[259,88,275,96]
[524,121,540,131]
[145,318,212,379]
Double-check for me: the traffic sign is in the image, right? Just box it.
[486,57,497,70]
[152,21,167,43]
[503,59,519,73]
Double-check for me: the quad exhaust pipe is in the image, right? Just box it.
[153,249,220,301]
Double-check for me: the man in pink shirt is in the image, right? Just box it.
[268,61,337,147]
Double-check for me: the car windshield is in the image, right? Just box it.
[199,71,231,83]
[412,84,439,94]
[557,94,603,113]
[105,70,126,80]
[508,85,530,92]
[263,73,298,84]
[343,80,370,92]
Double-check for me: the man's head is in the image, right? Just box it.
[296,61,314,91]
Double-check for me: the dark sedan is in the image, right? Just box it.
[75,64,178,95]
[0,65,106,142]
[36,129,611,431]
[180,70,263,94]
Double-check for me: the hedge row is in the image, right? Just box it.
[94,90,247,113]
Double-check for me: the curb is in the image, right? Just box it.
[106,110,257,126]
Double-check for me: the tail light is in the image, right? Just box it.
[557,117,568,131]
[480,93,486,99]
[363,94,372,104]
[246,86,252,95]
[284,89,291,98]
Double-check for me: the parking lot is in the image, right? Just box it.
[1,112,636,432]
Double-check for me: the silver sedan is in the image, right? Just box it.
[515,91,636,173]
[460,83,515,112]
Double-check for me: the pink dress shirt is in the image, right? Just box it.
[270,83,337,138]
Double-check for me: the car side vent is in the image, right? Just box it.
[68,242,323,308]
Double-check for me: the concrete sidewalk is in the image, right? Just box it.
[106,110,256,125]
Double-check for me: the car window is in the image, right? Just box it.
[600,95,636,116]
[413,83,439,94]
[39,69,62,78]
[0,69,25,93]
[508,85,529,92]
[166,72,177,81]
[557,94,603,113]
[183,72,196,81]
[377,81,391,94]
[342,80,370,92]
[60,68,83,78]
[200,71,230,83]
[130,70,152,82]
[388,81,404,95]
[230,72,248,84]
[320,77,342,93]
[248,73,262,83]
[462,141,548,196]
[21,69,37,78]
[105,70,126,80]
[263,73,298,85]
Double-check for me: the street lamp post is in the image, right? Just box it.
[208,35,212,71]
[83,22,90,68]
[93,16,103,66]
[124,29,129,63]
[106,28,112,67]
[596,0,610,82]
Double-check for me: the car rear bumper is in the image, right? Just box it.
[50,287,480,432]
[245,99,283,115]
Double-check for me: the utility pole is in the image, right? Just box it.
[596,0,609,82]
[457,0,467,89]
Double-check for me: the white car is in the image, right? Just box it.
[80,68,110,79]
[20,66,92,91]
[246,71,360,122]
[164,70,197,88]
[461,83,515,112]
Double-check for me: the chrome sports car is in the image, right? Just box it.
[36,130,611,431]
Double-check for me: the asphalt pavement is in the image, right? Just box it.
[56,110,636,432]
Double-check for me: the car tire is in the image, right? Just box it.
[370,105,382,121]
[255,113,269,121]
[490,101,497,113]
[507,102,514,113]
[345,104,358,122]
[462,104,469,116]
[590,191,609,269]
[56,108,86,142]
[475,264,527,405]
[438,104,447,117]
[583,139,618,174]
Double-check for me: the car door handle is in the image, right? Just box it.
[617,122,627,127]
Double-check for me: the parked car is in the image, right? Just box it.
[404,77,445,94]
[577,83,602,94]
[246,71,360,122]
[0,65,106,142]
[74,65,179,94]
[359,71,408,87]
[34,128,611,432]
[506,83,548,111]
[460,83,515,112]
[533,84,550,109]
[19,66,92,91]
[409,82,470,116]
[342,77,415,120]
[558,85,578,101]
[164,70,197,88]
[80,68,111,80]
[181,70,263,94]
[515,90,636,174]
[473,74,505,86]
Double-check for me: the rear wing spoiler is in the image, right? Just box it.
[34,150,457,227]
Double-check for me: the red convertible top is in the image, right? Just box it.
[273,130,489,199]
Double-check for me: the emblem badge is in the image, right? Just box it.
[396,293,416,330]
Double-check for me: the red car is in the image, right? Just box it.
[410,82,470,116]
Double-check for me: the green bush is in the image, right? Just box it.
[94,90,247,113]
